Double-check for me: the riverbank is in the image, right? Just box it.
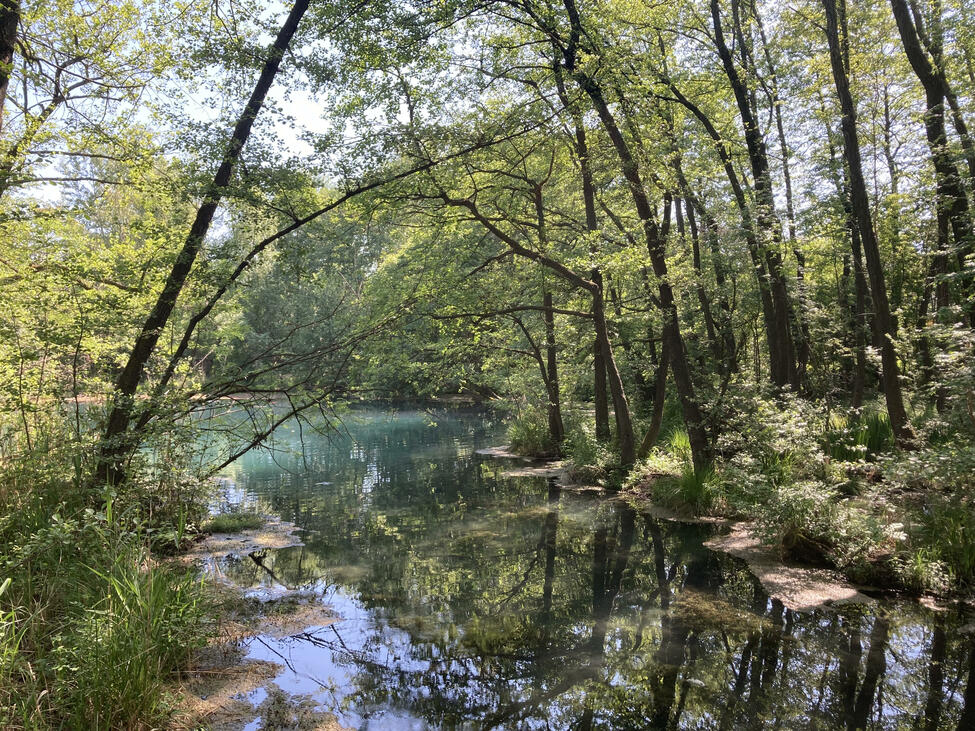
[619,444,975,603]
[158,409,975,728]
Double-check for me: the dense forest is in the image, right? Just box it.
[1,0,974,727]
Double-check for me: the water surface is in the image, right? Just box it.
[215,407,975,729]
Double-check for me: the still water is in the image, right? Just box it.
[214,407,974,729]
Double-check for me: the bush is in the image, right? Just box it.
[561,415,601,467]
[754,480,886,569]
[825,409,894,461]
[506,405,557,457]
[650,464,719,514]
[915,501,975,588]
[627,429,719,513]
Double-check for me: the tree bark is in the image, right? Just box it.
[711,0,798,388]
[0,1,18,134]
[562,0,710,470]
[543,290,565,450]
[891,0,974,324]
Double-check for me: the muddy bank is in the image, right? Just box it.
[478,445,606,489]
[705,523,872,612]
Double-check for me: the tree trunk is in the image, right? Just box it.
[562,0,710,470]
[0,1,18,134]
[664,81,775,384]
[672,156,737,374]
[678,197,721,367]
[637,337,669,460]
[553,55,611,440]
[822,0,915,445]
[711,0,798,388]
[891,0,974,324]
[753,0,810,387]
[94,0,311,487]
[593,291,636,464]
[543,290,565,450]
[593,335,611,441]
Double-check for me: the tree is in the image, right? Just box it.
[821,0,915,446]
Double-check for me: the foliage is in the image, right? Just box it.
[561,408,611,473]
[506,403,557,458]
[825,409,895,461]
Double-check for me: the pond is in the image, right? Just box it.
[213,406,975,729]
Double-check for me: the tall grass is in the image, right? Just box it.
[643,429,720,513]
[507,406,557,457]
[917,501,975,587]
[0,426,210,729]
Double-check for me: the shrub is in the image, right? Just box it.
[753,480,886,569]
[825,409,894,461]
[651,464,720,514]
[0,424,211,728]
[915,501,975,588]
[506,405,557,457]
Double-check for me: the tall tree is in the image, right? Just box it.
[710,0,799,389]
[560,0,711,470]
[822,0,914,445]
[0,0,18,132]
[890,0,974,324]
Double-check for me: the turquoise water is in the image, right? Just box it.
[214,407,975,729]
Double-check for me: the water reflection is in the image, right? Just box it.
[217,408,975,729]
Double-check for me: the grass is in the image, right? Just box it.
[507,406,558,457]
[634,430,720,514]
[651,464,719,514]
[0,427,211,729]
[916,501,975,587]
[826,410,894,461]
[203,511,265,533]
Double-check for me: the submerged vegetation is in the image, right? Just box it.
[0,0,973,725]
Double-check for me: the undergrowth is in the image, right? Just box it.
[625,383,975,595]
[506,404,558,457]
[0,422,211,728]
[203,511,265,533]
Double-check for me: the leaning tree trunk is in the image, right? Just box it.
[822,0,914,446]
[710,0,798,389]
[569,69,709,470]
[94,0,311,487]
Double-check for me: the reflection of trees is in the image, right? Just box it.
[229,410,973,729]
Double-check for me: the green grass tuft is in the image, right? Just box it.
[203,511,265,533]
